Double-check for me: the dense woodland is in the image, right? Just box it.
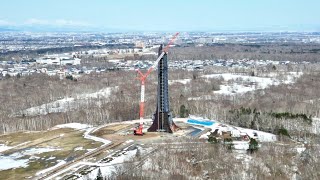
[169,43,320,62]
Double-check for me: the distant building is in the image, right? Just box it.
[36,55,81,65]
[135,41,145,48]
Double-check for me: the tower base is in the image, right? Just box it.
[148,112,179,133]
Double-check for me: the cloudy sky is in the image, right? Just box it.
[0,0,319,31]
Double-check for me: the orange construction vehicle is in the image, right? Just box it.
[134,124,144,136]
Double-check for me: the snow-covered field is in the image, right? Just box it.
[0,147,61,170]
[203,72,303,95]
[22,87,114,116]
[168,72,303,100]
[0,155,29,170]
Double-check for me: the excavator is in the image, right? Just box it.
[133,124,144,136]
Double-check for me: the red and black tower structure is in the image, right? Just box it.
[148,45,179,133]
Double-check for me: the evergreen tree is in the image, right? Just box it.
[96,168,104,180]
[179,104,189,118]
[248,138,259,154]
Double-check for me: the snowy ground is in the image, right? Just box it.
[168,72,303,100]
[21,87,114,116]
[54,123,93,130]
[203,72,303,95]
[0,144,12,153]
[0,141,30,153]
[168,79,191,85]
[0,155,29,170]
[0,147,61,170]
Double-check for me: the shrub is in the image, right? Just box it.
[277,127,290,138]
[208,136,218,144]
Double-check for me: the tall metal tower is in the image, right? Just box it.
[148,45,178,133]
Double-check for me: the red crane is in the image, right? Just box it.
[135,33,179,134]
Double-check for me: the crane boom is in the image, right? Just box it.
[163,32,179,53]
[144,32,179,77]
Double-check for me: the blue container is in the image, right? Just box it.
[187,119,215,126]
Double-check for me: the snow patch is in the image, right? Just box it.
[47,156,56,160]
[22,87,114,116]
[55,123,92,130]
[74,147,84,151]
[201,72,303,95]
[0,147,60,170]
[0,144,12,153]
[168,79,191,85]
[86,148,96,152]
[125,139,134,144]
[10,147,61,159]
[296,147,306,154]
[233,141,250,150]
[237,127,277,142]
[0,141,30,153]
[0,156,29,170]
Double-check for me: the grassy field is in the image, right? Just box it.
[0,128,103,180]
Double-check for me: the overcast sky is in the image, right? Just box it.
[0,0,319,31]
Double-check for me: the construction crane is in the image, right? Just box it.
[134,32,179,135]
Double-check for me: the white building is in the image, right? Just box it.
[37,55,81,65]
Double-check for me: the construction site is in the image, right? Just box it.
[0,33,281,179]
[1,114,274,179]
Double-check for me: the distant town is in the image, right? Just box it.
[0,31,318,78]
